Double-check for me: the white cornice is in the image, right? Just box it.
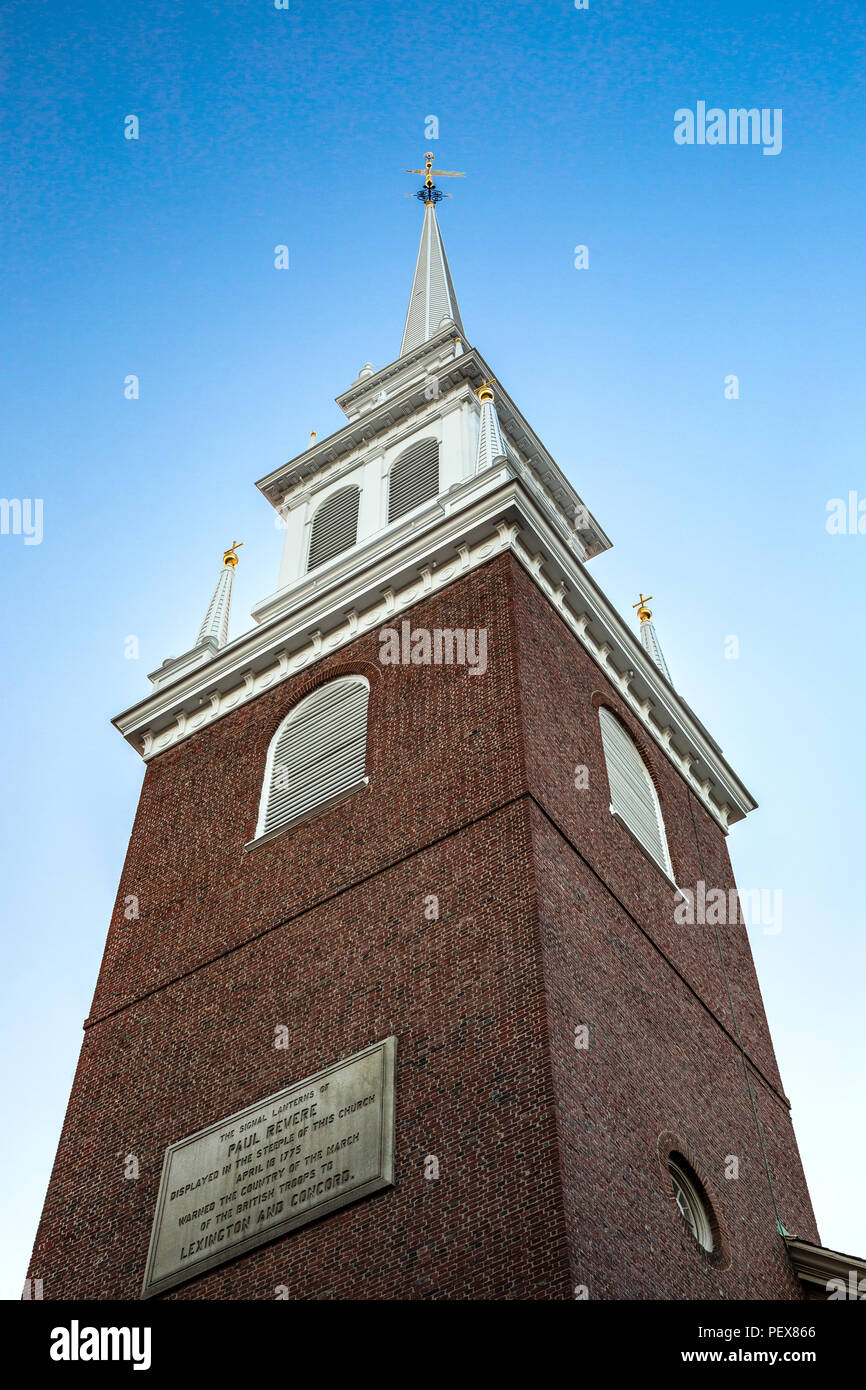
[113,472,756,832]
[784,1236,866,1292]
[336,326,457,414]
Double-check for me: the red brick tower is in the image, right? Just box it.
[28,164,821,1301]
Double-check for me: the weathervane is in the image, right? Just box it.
[405,151,465,205]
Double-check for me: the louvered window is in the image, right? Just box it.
[256,676,370,839]
[388,438,439,523]
[307,486,360,571]
[599,706,672,877]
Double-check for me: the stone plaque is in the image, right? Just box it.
[141,1037,396,1298]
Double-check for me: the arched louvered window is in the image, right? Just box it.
[388,438,439,523]
[599,706,672,878]
[255,676,370,839]
[307,486,360,571]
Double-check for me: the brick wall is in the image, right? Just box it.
[27,553,817,1298]
[509,561,818,1297]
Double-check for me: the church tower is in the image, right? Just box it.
[28,158,824,1301]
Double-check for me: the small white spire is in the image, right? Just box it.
[632,594,672,684]
[474,382,507,473]
[197,542,243,649]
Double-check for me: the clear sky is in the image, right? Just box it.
[2,0,864,1298]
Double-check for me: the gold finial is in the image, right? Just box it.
[632,593,653,624]
[309,430,317,447]
[223,540,243,569]
[476,379,495,403]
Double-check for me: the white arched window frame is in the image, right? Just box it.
[249,675,370,845]
[307,485,361,572]
[388,437,440,523]
[599,706,673,880]
[668,1155,715,1253]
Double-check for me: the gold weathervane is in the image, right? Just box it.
[406,152,465,204]
[223,541,244,569]
[632,593,653,624]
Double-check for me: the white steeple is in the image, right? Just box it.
[197,543,242,647]
[117,160,758,838]
[474,382,507,473]
[400,200,465,356]
[147,542,243,691]
[633,594,672,684]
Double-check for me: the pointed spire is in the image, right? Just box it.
[474,382,507,473]
[400,202,465,357]
[632,594,672,684]
[197,542,242,649]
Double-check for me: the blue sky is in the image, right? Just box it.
[2,0,864,1296]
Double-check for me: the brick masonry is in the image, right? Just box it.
[27,553,818,1298]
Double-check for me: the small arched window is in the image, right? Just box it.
[599,706,672,878]
[388,438,439,523]
[255,676,370,839]
[307,486,360,571]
